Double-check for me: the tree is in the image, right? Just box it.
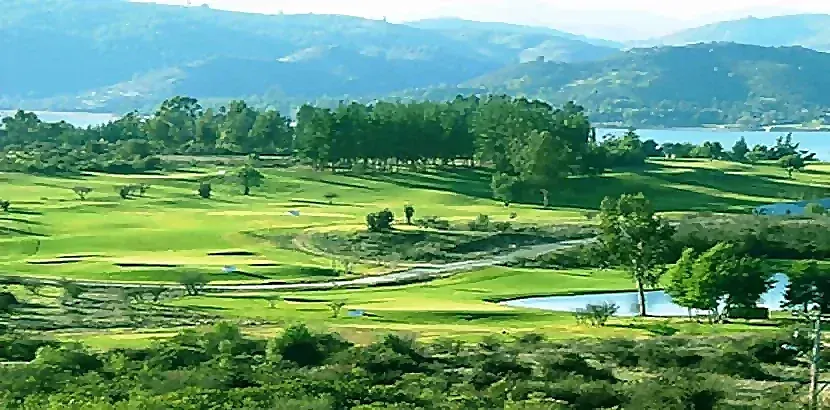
[0,200,9,212]
[233,165,264,196]
[323,193,338,204]
[731,137,749,161]
[599,193,675,316]
[328,300,346,318]
[666,248,709,318]
[71,186,92,200]
[666,243,771,322]
[491,173,519,207]
[805,203,826,217]
[179,272,209,296]
[198,182,212,199]
[264,294,282,309]
[117,185,134,199]
[785,260,830,314]
[404,204,415,225]
[779,154,805,179]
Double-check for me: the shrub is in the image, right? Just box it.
[198,182,212,199]
[117,185,134,199]
[72,186,93,200]
[414,216,450,231]
[0,199,9,212]
[574,302,618,327]
[468,214,491,231]
[805,202,826,216]
[0,292,19,313]
[366,209,394,232]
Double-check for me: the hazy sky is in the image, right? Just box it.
[135,0,830,40]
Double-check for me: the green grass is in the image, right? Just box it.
[3,159,828,341]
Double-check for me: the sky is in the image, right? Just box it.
[134,0,830,40]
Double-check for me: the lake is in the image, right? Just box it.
[503,274,790,317]
[600,128,830,160]
[0,110,119,128]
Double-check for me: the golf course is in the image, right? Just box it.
[3,156,828,347]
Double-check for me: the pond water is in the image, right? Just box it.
[504,273,790,317]
[599,128,830,161]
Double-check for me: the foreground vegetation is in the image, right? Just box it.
[0,323,816,409]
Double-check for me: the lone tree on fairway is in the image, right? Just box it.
[72,186,92,200]
[328,300,346,318]
[198,182,212,199]
[599,193,675,317]
[0,199,9,212]
[491,173,518,207]
[117,185,134,199]
[233,165,264,195]
[323,193,338,204]
[404,204,415,225]
[779,154,805,179]
[179,272,209,296]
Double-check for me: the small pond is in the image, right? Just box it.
[504,274,790,317]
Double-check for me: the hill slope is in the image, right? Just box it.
[0,0,612,111]
[643,14,830,51]
[465,43,830,127]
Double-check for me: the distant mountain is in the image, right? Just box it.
[408,18,623,49]
[464,43,830,127]
[0,0,613,112]
[643,14,830,52]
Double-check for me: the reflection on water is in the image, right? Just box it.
[504,274,790,317]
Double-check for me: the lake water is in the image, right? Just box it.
[599,128,830,161]
[504,273,790,317]
[0,110,119,128]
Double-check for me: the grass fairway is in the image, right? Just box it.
[3,159,828,284]
[2,159,827,341]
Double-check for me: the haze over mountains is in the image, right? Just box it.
[3,0,830,127]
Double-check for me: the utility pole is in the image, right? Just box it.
[811,313,822,410]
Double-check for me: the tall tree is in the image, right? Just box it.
[785,260,830,314]
[232,165,265,196]
[599,193,675,316]
[731,137,749,161]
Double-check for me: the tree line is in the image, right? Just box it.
[0,322,810,409]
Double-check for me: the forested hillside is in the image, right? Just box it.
[465,43,830,127]
[0,0,612,113]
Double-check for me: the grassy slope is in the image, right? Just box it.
[3,159,829,283]
[3,158,823,343]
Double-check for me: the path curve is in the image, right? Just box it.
[24,238,594,293]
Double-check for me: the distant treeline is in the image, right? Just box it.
[0,95,813,199]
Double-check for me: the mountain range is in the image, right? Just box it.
[3,0,830,128]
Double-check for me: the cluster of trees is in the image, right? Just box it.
[0,323,808,409]
[594,194,830,319]
[0,98,292,175]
